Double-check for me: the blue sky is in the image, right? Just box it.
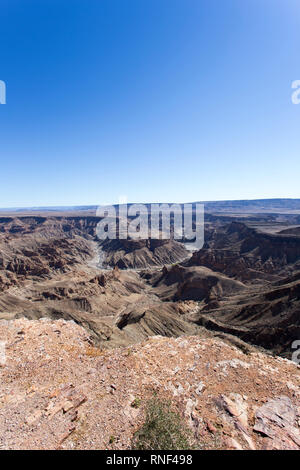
[0,0,300,207]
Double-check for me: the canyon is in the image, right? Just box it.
[0,200,299,449]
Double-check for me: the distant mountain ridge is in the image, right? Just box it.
[2,198,300,214]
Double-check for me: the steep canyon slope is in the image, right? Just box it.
[0,212,300,357]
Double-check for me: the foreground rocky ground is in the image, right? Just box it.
[0,318,299,450]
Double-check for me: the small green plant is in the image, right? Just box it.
[109,435,115,444]
[131,397,142,408]
[131,396,193,450]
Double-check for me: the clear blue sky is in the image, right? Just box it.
[0,0,300,207]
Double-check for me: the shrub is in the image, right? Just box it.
[131,396,193,450]
[131,397,142,408]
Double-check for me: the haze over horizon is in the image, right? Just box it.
[1,0,300,207]
[2,197,300,213]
